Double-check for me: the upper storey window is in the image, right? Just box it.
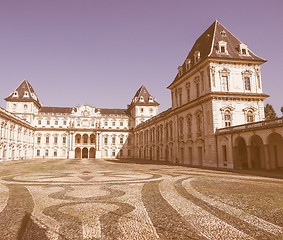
[219,68,230,92]
[242,70,252,91]
[218,41,228,54]
[194,51,201,64]
[13,91,18,98]
[239,43,249,55]
[23,91,29,98]
[185,59,191,71]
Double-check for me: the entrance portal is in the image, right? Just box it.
[82,148,88,158]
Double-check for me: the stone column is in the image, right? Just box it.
[264,145,270,170]
[247,145,253,169]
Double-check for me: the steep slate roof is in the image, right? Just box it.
[5,79,41,107]
[128,85,159,110]
[39,107,74,114]
[168,20,266,88]
[99,108,127,115]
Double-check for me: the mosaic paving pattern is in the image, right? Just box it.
[0,158,282,240]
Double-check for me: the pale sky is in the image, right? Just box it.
[0,0,282,114]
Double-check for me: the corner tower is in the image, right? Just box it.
[127,85,159,128]
[5,79,42,123]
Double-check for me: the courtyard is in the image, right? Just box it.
[0,158,282,240]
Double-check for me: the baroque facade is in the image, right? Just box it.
[1,20,282,169]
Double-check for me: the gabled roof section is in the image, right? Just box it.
[128,85,159,110]
[38,107,74,114]
[168,20,266,89]
[5,79,41,107]
[99,108,127,115]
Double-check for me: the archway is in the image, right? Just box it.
[82,134,88,145]
[267,132,283,169]
[90,134,95,145]
[234,137,248,169]
[75,148,81,159]
[250,135,264,169]
[157,147,160,160]
[89,147,96,158]
[82,148,88,158]
[75,134,81,145]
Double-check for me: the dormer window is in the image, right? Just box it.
[218,41,228,54]
[149,96,153,102]
[23,91,29,98]
[185,59,191,71]
[239,43,249,55]
[178,66,183,77]
[13,91,18,98]
[31,93,37,100]
[139,96,144,102]
[194,51,201,63]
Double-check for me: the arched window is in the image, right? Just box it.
[247,111,254,123]
[224,110,232,127]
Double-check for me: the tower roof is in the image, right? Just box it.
[168,20,266,88]
[5,79,41,107]
[127,85,159,110]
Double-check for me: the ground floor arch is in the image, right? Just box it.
[250,135,264,169]
[82,147,88,158]
[267,132,283,169]
[89,147,96,158]
[234,137,248,169]
[75,148,81,158]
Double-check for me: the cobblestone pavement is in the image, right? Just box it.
[0,158,282,240]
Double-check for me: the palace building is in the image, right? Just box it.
[1,20,282,169]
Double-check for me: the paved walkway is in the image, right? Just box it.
[0,158,282,239]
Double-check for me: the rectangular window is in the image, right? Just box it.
[112,150,115,157]
[120,122,123,126]
[220,46,225,53]
[54,150,57,157]
[120,150,123,157]
[221,76,228,91]
[104,137,108,144]
[179,93,182,106]
[120,137,123,144]
[112,122,116,126]
[55,120,58,125]
[187,88,190,102]
[222,145,227,166]
[45,149,49,157]
[196,83,200,98]
[105,121,108,126]
[112,137,116,144]
[46,136,49,144]
[37,150,40,156]
[38,120,41,125]
[47,120,50,125]
[63,120,67,125]
[54,137,58,144]
[244,77,251,91]
[63,137,66,144]
[37,137,41,144]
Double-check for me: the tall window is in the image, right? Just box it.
[221,76,228,91]
[120,137,123,144]
[196,83,200,98]
[187,87,190,102]
[46,136,49,144]
[179,89,182,106]
[224,110,232,127]
[38,120,41,125]
[244,77,251,91]
[178,118,184,136]
[104,137,108,144]
[37,150,40,156]
[63,137,66,144]
[47,120,50,125]
[196,113,202,137]
[55,120,58,125]
[54,137,58,144]
[112,137,116,144]
[247,111,254,123]
[187,116,192,137]
[37,137,41,144]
